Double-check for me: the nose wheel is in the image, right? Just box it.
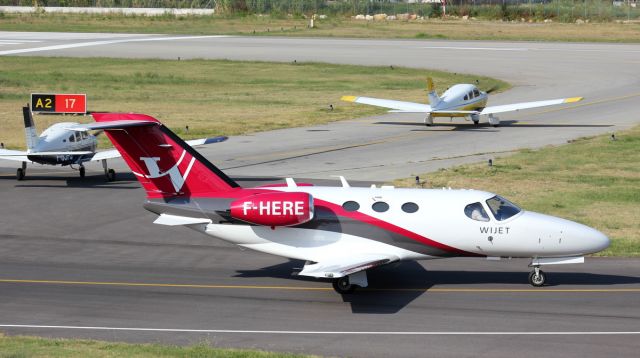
[528,267,546,287]
[79,166,85,178]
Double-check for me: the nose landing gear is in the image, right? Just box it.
[528,266,546,287]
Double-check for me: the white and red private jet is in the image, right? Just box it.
[80,113,610,294]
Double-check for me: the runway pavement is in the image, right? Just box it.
[1,32,639,356]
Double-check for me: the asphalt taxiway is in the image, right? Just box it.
[0,169,639,357]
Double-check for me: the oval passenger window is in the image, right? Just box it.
[342,201,360,212]
[372,202,389,213]
[401,202,419,213]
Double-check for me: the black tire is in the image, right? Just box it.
[79,166,85,178]
[16,168,25,181]
[528,270,546,287]
[492,124,499,128]
[107,169,116,182]
[473,121,480,126]
[332,276,355,294]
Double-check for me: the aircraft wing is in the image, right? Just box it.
[298,253,399,278]
[481,97,583,115]
[0,149,29,162]
[341,95,431,113]
[87,136,229,163]
[1,150,95,159]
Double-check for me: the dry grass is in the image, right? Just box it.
[395,127,640,257]
[1,13,639,42]
[0,56,507,149]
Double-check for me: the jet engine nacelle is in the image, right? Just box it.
[230,192,314,227]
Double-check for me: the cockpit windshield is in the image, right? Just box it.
[464,202,490,222]
[485,196,521,221]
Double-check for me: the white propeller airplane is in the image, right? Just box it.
[78,112,610,294]
[0,107,227,181]
[341,77,583,127]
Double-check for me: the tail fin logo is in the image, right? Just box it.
[137,149,195,193]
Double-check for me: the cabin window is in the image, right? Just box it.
[81,132,87,140]
[342,201,360,212]
[68,134,75,142]
[401,202,419,213]
[464,202,490,222]
[473,89,480,97]
[486,196,521,221]
[464,95,468,101]
[372,201,389,213]
[74,132,80,141]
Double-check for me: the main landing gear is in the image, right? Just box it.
[16,161,26,181]
[424,114,433,127]
[102,159,116,182]
[528,266,546,287]
[331,271,368,294]
[79,165,86,178]
[471,114,480,126]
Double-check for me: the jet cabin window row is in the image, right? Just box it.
[65,131,88,143]
[342,200,420,214]
[463,89,481,101]
[465,196,521,222]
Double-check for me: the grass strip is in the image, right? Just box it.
[0,56,507,149]
[0,333,314,358]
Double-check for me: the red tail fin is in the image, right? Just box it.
[91,113,239,198]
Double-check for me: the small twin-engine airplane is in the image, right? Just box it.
[341,77,583,127]
[0,107,226,181]
[78,112,610,294]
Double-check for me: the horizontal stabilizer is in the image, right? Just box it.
[299,253,398,278]
[89,136,228,163]
[153,214,212,226]
[70,119,158,131]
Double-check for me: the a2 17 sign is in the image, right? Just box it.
[31,93,87,114]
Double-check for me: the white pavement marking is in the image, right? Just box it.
[420,46,529,51]
[0,325,639,335]
[0,35,229,56]
[419,46,640,54]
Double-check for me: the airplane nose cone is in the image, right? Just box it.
[586,227,610,253]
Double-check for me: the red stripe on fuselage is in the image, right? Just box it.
[314,199,480,257]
